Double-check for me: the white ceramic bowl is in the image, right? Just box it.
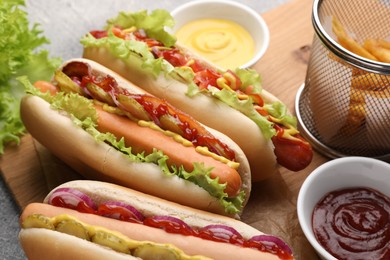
[170,0,270,68]
[297,157,390,259]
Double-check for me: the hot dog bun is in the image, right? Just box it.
[19,180,293,259]
[81,10,313,180]
[20,58,251,217]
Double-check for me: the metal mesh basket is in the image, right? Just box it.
[296,0,390,161]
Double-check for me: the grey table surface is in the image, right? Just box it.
[1,0,289,259]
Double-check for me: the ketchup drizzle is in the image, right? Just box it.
[50,196,96,215]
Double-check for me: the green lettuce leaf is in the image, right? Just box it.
[81,32,172,80]
[0,0,61,154]
[209,86,276,139]
[264,101,297,128]
[106,9,176,47]
[235,68,262,93]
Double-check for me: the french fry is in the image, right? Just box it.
[338,98,366,136]
[332,16,378,61]
[350,73,390,91]
[363,39,390,63]
[342,72,390,136]
[378,39,390,50]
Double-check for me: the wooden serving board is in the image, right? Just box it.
[0,0,327,259]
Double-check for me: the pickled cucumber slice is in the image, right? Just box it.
[117,94,150,121]
[22,214,55,230]
[133,244,180,260]
[159,114,183,135]
[91,230,130,254]
[55,219,90,240]
[54,70,83,95]
[86,82,116,106]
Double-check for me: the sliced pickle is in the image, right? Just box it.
[91,230,130,254]
[54,70,83,95]
[133,244,180,260]
[85,83,116,106]
[22,214,55,230]
[159,114,183,135]
[117,94,150,121]
[55,219,90,240]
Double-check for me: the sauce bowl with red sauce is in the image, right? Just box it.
[297,157,390,260]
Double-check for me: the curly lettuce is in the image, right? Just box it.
[0,0,61,154]
[106,9,176,47]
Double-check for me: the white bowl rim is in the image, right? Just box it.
[170,0,270,68]
[297,156,390,260]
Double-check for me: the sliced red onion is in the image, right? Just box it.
[48,188,97,210]
[248,235,293,255]
[98,201,145,223]
[138,28,146,37]
[199,224,244,245]
[71,76,82,86]
[151,46,160,56]
[144,215,194,236]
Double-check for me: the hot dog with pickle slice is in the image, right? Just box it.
[19,180,294,259]
[81,9,313,181]
[20,58,251,216]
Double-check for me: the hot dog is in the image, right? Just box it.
[19,180,294,259]
[80,9,313,181]
[19,58,251,217]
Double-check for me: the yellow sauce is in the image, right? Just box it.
[175,18,255,68]
[138,120,193,147]
[195,146,240,169]
[138,120,239,168]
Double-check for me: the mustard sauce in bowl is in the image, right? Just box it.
[171,0,269,69]
[175,18,255,69]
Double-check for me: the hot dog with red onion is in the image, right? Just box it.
[19,180,294,259]
[81,9,313,181]
[19,58,251,217]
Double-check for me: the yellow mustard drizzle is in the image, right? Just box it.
[216,72,240,93]
[138,120,239,169]
[222,72,238,90]
[237,94,249,100]
[195,146,240,169]
[269,116,301,142]
[122,26,137,34]
[101,102,124,115]
[138,120,193,147]
[184,59,195,67]
[149,46,171,52]
[23,214,210,260]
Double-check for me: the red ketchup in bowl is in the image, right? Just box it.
[312,187,390,260]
